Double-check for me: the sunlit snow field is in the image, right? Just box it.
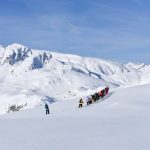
[0,84,150,150]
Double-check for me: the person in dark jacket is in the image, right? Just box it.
[92,94,96,102]
[86,96,93,105]
[45,103,49,115]
[101,89,105,97]
[95,92,100,101]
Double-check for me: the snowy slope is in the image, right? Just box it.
[0,84,150,150]
[0,43,149,114]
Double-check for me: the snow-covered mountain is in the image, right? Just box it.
[0,43,149,114]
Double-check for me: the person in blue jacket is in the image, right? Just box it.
[45,103,49,115]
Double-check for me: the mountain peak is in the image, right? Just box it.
[6,43,29,49]
[126,62,145,69]
[1,43,32,65]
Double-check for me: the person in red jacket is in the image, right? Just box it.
[98,90,103,98]
[105,87,109,95]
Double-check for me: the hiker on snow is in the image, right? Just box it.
[95,92,100,101]
[101,89,105,97]
[45,103,50,115]
[98,90,103,98]
[79,98,84,108]
[105,87,109,95]
[91,94,96,102]
[86,96,92,105]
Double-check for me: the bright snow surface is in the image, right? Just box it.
[0,84,150,150]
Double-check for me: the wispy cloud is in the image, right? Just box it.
[0,0,150,63]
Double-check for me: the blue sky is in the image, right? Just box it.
[0,0,150,63]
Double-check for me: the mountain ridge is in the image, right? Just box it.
[0,43,149,114]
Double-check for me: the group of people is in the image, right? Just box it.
[44,86,109,114]
[79,87,109,108]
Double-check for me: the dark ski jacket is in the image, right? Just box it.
[45,104,49,110]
